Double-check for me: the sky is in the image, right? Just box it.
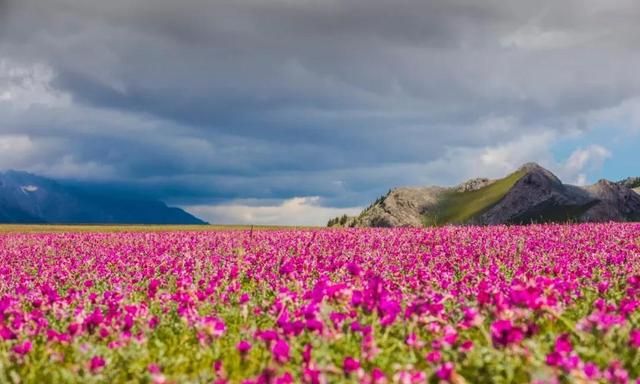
[1,0,639,225]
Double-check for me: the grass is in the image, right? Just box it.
[423,170,526,226]
[0,224,306,233]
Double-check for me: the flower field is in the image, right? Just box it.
[1,224,640,383]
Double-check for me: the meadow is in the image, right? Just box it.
[1,223,640,383]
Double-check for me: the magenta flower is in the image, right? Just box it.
[237,340,252,355]
[436,362,454,381]
[148,279,160,298]
[346,262,361,277]
[68,322,80,336]
[2,221,640,382]
[84,308,104,332]
[370,368,386,383]
[546,351,562,367]
[148,363,162,374]
[0,326,16,341]
[630,329,640,348]
[89,356,106,373]
[460,340,474,353]
[584,363,600,379]
[272,340,290,363]
[343,356,360,374]
[491,319,524,347]
[302,343,312,365]
[12,340,32,356]
[256,329,279,344]
[426,350,441,364]
[275,372,294,384]
[604,361,629,384]
[239,293,250,304]
[554,334,572,354]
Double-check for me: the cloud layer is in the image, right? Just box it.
[1,0,640,223]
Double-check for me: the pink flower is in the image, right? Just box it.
[203,317,226,337]
[630,329,640,348]
[239,293,250,304]
[604,361,629,384]
[148,363,162,374]
[84,308,104,332]
[554,334,572,354]
[68,322,80,336]
[460,340,474,353]
[148,279,160,298]
[303,367,322,384]
[0,326,16,341]
[89,356,106,373]
[491,319,524,347]
[546,351,562,367]
[370,368,386,383]
[256,329,279,343]
[442,326,458,345]
[343,356,360,374]
[12,340,32,356]
[406,332,421,348]
[346,262,361,276]
[237,340,252,355]
[275,372,294,384]
[426,350,442,364]
[302,343,312,365]
[272,340,290,363]
[462,307,480,328]
[436,362,454,381]
[148,316,160,329]
[584,363,600,379]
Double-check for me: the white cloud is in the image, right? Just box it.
[501,25,595,51]
[0,134,37,169]
[28,155,117,180]
[0,60,70,109]
[408,129,611,187]
[185,197,362,226]
[586,97,640,134]
[557,145,611,185]
[409,130,558,184]
[0,134,116,180]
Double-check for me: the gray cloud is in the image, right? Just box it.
[1,0,640,223]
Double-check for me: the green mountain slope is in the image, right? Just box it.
[422,170,526,226]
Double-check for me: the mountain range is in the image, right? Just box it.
[328,163,640,227]
[0,170,206,224]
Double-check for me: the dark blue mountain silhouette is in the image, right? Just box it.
[0,170,206,224]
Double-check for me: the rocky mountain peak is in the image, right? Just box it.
[329,162,640,227]
[517,162,563,186]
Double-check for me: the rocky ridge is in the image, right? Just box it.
[330,163,640,227]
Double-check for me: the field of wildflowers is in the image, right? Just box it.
[1,223,640,383]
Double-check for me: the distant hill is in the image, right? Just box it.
[0,170,206,224]
[329,163,640,227]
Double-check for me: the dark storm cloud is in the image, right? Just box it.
[1,0,640,218]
